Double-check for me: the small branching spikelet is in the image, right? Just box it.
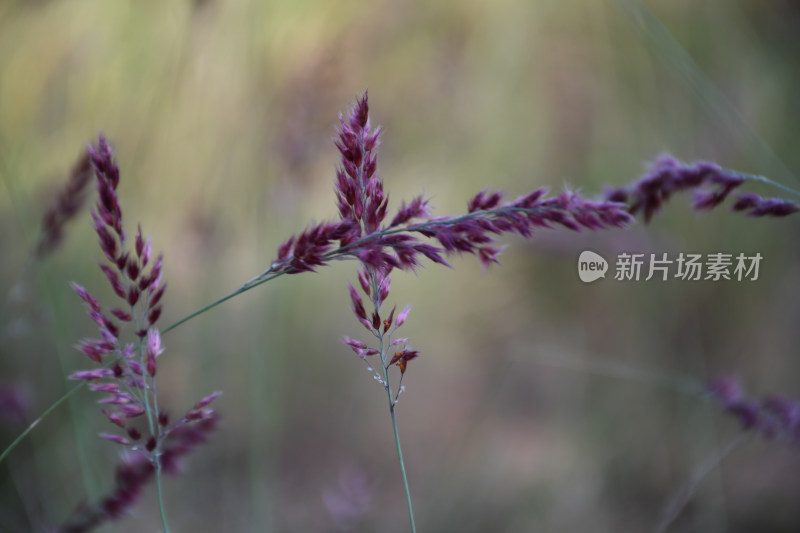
[63,136,220,529]
[731,192,800,217]
[343,271,418,384]
[36,149,93,258]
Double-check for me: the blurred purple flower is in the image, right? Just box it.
[732,192,800,217]
[56,413,219,533]
[0,382,29,424]
[709,377,800,444]
[605,154,799,222]
[322,466,372,531]
[36,150,93,258]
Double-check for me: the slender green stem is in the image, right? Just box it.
[151,372,169,533]
[162,270,287,334]
[0,352,122,463]
[367,266,417,533]
[654,433,748,533]
[155,458,170,533]
[0,381,84,464]
[391,410,416,532]
[136,286,169,532]
[377,328,417,533]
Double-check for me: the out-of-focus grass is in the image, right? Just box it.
[2,0,800,531]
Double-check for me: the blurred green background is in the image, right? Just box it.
[2,0,800,531]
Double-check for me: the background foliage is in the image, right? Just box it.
[2,0,800,531]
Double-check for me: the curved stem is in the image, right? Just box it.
[161,270,287,334]
[654,433,747,533]
[0,355,120,464]
[0,381,84,464]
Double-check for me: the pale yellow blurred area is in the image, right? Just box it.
[2,0,800,531]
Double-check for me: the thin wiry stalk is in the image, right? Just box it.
[155,457,170,533]
[0,354,122,465]
[378,332,417,533]
[161,270,287,334]
[654,434,748,533]
[0,382,84,464]
[366,268,416,533]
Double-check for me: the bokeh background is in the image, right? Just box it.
[2,0,800,531]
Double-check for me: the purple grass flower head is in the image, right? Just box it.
[265,94,635,401]
[270,95,637,277]
[334,92,384,231]
[56,413,219,533]
[269,101,800,530]
[61,135,221,528]
[708,377,800,444]
[266,94,800,440]
[271,220,360,273]
[36,150,93,258]
[732,192,800,217]
[603,154,799,223]
[390,195,430,227]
